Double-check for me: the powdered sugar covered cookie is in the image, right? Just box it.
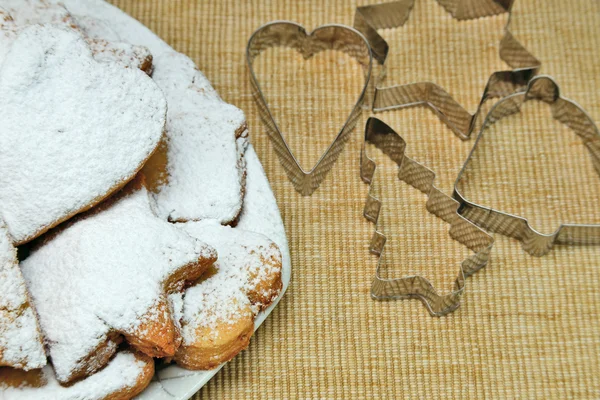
[71,13,121,42]
[50,2,250,225]
[0,7,16,63]
[173,284,254,371]
[73,14,153,72]
[0,1,154,72]
[142,51,248,224]
[0,222,45,371]
[0,25,166,244]
[0,0,78,29]
[0,349,154,400]
[20,179,216,383]
[86,38,153,73]
[172,220,282,369]
[181,221,283,313]
[237,146,291,268]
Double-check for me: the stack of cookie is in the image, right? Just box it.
[0,1,284,398]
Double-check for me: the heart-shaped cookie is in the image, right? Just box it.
[246,21,372,195]
[0,25,166,244]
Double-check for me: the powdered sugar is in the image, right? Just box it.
[148,51,219,102]
[58,1,249,224]
[145,51,248,224]
[238,146,291,270]
[71,12,121,42]
[0,222,46,370]
[176,220,281,340]
[169,292,184,334]
[0,0,77,29]
[56,0,291,392]
[1,350,151,400]
[0,24,166,244]
[0,0,290,395]
[0,0,154,72]
[20,184,216,383]
[177,281,250,342]
[0,7,16,64]
[0,0,73,65]
[87,38,153,72]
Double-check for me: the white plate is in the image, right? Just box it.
[58,1,292,398]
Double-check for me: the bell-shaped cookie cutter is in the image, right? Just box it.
[361,117,494,316]
[353,0,540,139]
[454,75,600,256]
[246,21,373,195]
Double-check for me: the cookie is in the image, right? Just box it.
[71,13,154,73]
[0,222,45,371]
[20,178,217,384]
[0,349,154,400]
[50,2,250,225]
[172,220,282,370]
[0,1,154,73]
[0,7,17,64]
[0,0,78,29]
[237,145,292,269]
[172,285,254,371]
[142,51,248,225]
[86,38,153,74]
[0,24,166,244]
[70,13,121,42]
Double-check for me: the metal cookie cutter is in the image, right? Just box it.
[246,21,372,195]
[353,0,540,139]
[361,117,494,316]
[454,75,600,256]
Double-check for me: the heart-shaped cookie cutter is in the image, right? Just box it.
[454,76,600,256]
[246,21,372,195]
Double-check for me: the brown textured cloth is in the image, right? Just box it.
[108,0,600,397]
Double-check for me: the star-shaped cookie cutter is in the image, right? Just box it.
[246,21,373,195]
[354,0,541,139]
[454,75,600,256]
[361,117,494,316]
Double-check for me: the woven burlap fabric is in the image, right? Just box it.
[108,0,600,398]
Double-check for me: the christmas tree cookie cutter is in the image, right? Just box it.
[246,21,373,195]
[361,117,494,316]
[353,0,540,139]
[453,75,600,256]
